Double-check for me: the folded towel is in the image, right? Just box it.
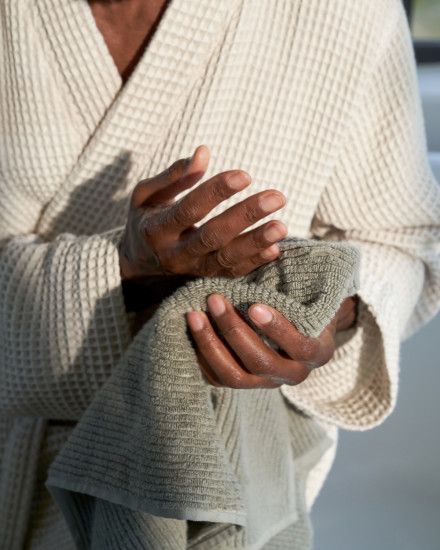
[47,238,360,549]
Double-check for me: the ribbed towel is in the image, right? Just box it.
[47,238,360,549]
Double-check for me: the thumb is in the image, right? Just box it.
[132,145,210,208]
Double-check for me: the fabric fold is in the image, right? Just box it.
[47,238,360,549]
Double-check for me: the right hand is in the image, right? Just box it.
[119,145,288,282]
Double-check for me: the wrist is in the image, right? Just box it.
[118,239,162,282]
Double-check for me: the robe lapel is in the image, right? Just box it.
[36,0,122,136]
[37,0,242,236]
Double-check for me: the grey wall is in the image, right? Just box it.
[311,313,440,550]
[311,63,440,550]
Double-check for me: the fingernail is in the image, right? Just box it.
[250,305,273,325]
[264,223,287,243]
[207,294,226,316]
[260,193,286,213]
[227,172,251,191]
[187,311,205,331]
[260,244,279,260]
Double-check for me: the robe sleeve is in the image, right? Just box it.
[281,4,440,430]
[0,215,132,419]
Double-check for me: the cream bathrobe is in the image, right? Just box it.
[0,0,439,548]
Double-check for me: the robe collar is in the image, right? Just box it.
[37,0,242,214]
[38,0,245,237]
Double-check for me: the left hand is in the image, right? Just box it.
[186,294,357,388]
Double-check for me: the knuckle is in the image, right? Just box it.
[211,177,233,201]
[299,337,321,364]
[198,226,221,250]
[243,206,260,224]
[221,321,244,341]
[253,357,275,377]
[171,201,196,227]
[195,177,231,209]
[165,158,186,180]
[215,249,236,270]
[204,256,240,278]
[251,354,275,375]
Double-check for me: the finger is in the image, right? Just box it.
[207,244,280,279]
[208,221,287,277]
[194,348,224,387]
[334,296,358,331]
[248,303,335,367]
[186,190,286,256]
[132,145,210,208]
[206,295,307,385]
[165,169,252,231]
[186,311,280,389]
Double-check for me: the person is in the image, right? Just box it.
[0,0,439,548]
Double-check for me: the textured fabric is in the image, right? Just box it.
[1,0,439,548]
[22,425,77,550]
[46,238,359,549]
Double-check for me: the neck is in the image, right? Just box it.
[89,0,169,19]
[89,0,171,82]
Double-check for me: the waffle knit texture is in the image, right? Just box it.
[46,238,359,549]
[1,0,439,548]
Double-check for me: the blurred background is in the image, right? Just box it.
[312,2,440,549]
[413,0,440,39]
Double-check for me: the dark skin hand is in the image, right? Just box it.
[186,293,358,389]
[120,146,288,281]
[92,2,359,388]
[120,144,358,388]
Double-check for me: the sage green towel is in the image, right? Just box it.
[47,238,360,549]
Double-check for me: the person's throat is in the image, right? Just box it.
[89,0,171,82]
